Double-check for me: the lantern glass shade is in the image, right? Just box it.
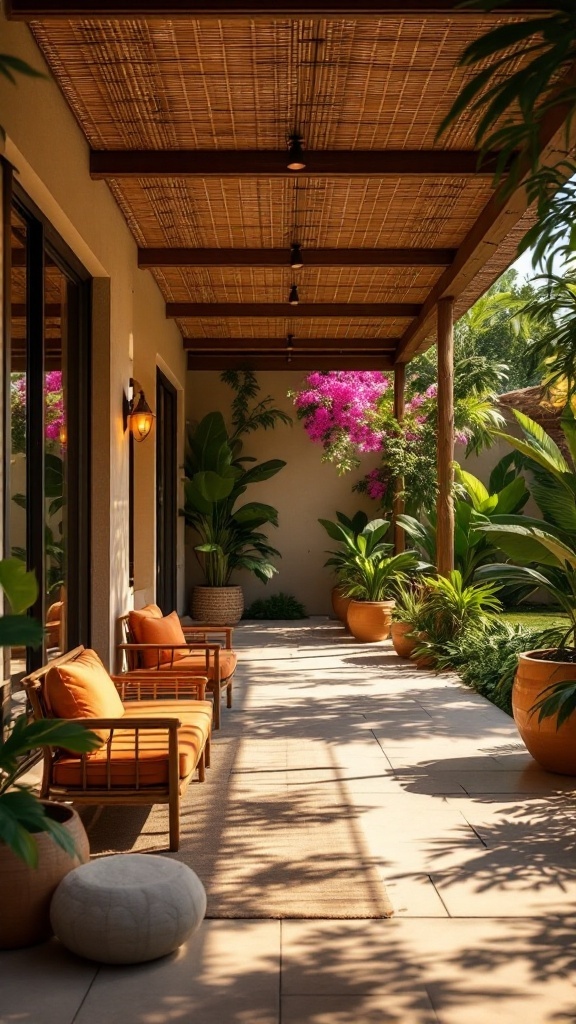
[287,135,306,171]
[290,243,303,269]
[129,389,154,442]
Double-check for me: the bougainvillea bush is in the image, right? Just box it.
[11,370,65,454]
[289,360,505,517]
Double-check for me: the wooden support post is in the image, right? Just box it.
[436,297,455,576]
[393,362,406,554]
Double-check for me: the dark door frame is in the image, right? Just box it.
[156,368,177,614]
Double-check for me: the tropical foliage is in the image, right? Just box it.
[0,559,99,866]
[291,358,506,517]
[182,411,285,586]
[319,513,419,601]
[397,460,529,585]
[474,408,576,647]
[438,0,576,269]
[412,570,502,664]
[243,593,307,620]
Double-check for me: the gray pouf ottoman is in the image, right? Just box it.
[50,853,207,964]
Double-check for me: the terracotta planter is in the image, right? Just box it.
[347,599,395,643]
[391,621,418,658]
[192,585,244,625]
[0,802,89,949]
[331,586,351,624]
[514,650,576,775]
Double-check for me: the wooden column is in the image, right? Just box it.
[436,297,455,576]
[392,362,406,554]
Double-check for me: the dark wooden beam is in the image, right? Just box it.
[91,150,506,180]
[11,304,61,318]
[169,302,420,318]
[187,354,395,371]
[140,247,455,268]
[183,337,397,351]
[6,0,551,18]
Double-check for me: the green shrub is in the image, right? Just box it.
[436,621,567,716]
[243,593,307,620]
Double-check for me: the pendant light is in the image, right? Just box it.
[290,243,304,269]
[288,284,300,305]
[287,134,306,171]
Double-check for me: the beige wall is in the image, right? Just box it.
[0,15,187,664]
[186,371,381,616]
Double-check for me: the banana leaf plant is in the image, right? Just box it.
[474,408,576,648]
[181,411,286,586]
[397,458,529,585]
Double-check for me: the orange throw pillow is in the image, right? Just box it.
[128,604,163,644]
[138,611,188,669]
[46,648,125,747]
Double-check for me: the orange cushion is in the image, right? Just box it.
[128,604,163,644]
[52,699,212,787]
[135,611,188,669]
[135,649,237,684]
[45,649,125,747]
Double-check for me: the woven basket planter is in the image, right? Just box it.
[0,802,89,949]
[192,585,244,625]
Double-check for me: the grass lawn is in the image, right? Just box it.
[501,609,569,630]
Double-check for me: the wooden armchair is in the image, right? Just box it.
[118,606,237,730]
[23,646,212,852]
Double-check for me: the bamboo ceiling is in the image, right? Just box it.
[18,6,563,369]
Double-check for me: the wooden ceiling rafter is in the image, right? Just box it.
[6,0,552,17]
[90,150,511,180]
[139,248,456,268]
[183,337,397,351]
[187,354,395,371]
[167,302,421,318]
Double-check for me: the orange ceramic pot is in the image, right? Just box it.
[347,600,395,643]
[513,650,576,775]
[331,586,351,624]
[391,621,418,658]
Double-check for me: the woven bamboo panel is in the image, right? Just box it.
[152,265,441,304]
[108,176,493,248]
[174,316,410,338]
[32,15,529,151]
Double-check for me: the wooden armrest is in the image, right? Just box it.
[182,625,234,648]
[118,642,220,653]
[53,716,181,731]
[112,672,208,701]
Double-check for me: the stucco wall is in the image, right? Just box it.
[0,15,187,664]
[185,371,381,616]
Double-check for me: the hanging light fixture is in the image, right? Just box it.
[126,378,155,442]
[287,134,306,171]
[288,284,300,306]
[286,334,294,364]
[290,243,304,269]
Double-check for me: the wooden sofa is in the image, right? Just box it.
[118,607,237,730]
[22,646,212,851]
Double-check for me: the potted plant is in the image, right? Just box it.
[475,408,576,773]
[391,582,434,659]
[0,557,100,948]
[411,570,502,670]
[182,411,286,624]
[318,511,387,623]
[335,529,419,642]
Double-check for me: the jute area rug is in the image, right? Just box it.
[80,730,393,920]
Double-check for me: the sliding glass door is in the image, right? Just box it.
[7,186,91,693]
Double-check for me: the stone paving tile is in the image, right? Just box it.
[0,940,97,1024]
[74,921,280,1024]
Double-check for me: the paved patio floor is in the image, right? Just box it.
[3,619,576,1023]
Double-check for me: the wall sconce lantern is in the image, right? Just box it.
[126,377,155,442]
